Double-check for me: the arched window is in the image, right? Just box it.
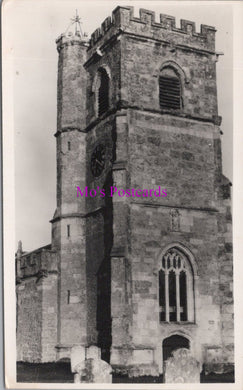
[159,67,181,110]
[159,248,194,322]
[97,68,109,116]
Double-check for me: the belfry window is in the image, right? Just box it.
[98,68,109,116]
[159,68,181,110]
[159,248,194,322]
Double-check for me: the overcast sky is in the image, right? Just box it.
[3,0,234,251]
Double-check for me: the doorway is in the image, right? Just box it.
[163,334,189,362]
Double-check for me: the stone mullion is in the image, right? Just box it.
[187,272,194,322]
[176,270,180,322]
[165,270,169,322]
[185,271,189,322]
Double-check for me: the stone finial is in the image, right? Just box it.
[68,10,84,37]
[56,10,89,50]
[17,240,23,257]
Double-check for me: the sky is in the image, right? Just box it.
[3,0,234,251]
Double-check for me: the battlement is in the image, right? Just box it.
[56,31,89,52]
[88,6,216,53]
[16,244,57,280]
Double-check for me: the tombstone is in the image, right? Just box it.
[163,348,200,383]
[70,345,85,373]
[85,358,112,383]
[71,345,112,383]
[70,345,86,383]
[86,345,101,360]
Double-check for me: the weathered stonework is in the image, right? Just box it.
[164,348,200,383]
[16,6,233,381]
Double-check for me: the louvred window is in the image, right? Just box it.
[159,68,181,110]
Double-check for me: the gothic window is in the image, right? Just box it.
[159,67,181,110]
[159,248,194,322]
[98,68,109,116]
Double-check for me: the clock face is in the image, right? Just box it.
[91,144,106,177]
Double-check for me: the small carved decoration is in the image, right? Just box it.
[170,209,180,231]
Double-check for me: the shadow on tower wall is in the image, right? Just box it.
[96,171,113,363]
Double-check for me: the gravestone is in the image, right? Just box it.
[70,345,112,383]
[164,348,200,383]
[86,345,101,360]
[85,357,112,383]
[70,345,86,383]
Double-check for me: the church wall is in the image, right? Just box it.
[16,249,58,363]
[84,116,115,348]
[85,116,115,213]
[41,273,58,362]
[217,190,234,368]
[128,109,219,209]
[109,107,233,374]
[112,109,233,374]
[83,111,131,359]
[53,35,89,354]
[85,212,105,345]
[56,37,87,130]
[121,35,217,120]
[129,204,224,372]
[86,40,121,125]
[56,131,86,216]
[57,217,87,348]
[16,278,43,362]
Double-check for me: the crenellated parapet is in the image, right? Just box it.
[88,6,216,55]
[56,31,89,53]
[16,244,57,281]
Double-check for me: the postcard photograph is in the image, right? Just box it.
[2,0,243,388]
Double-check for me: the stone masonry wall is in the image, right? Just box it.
[17,278,43,362]
[129,204,223,373]
[16,248,58,362]
[57,217,87,348]
[84,116,115,348]
[41,273,58,362]
[85,42,121,125]
[53,32,89,357]
[121,35,217,121]
[56,36,87,131]
[217,185,234,368]
[109,107,232,375]
[128,110,219,209]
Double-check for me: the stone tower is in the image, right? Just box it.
[16,6,233,378]
[51,30,89,357]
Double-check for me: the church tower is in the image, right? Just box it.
[51,23,89,354]
[52,6,233,375]
[16,6,233,379]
